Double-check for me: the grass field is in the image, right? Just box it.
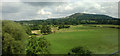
[44,25,119,54]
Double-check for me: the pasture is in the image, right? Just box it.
[44,25,119,54]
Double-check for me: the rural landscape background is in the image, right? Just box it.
[1,0,120,55]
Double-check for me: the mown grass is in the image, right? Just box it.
[44,25,118,54]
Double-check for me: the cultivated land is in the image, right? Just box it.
[43,25,119,54]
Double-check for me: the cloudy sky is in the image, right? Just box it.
[1,0,119,21]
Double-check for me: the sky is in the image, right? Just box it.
[0,0,120,21]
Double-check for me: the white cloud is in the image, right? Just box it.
[37,9,52,15]
[64,5,73,10]
[55,5,73,12]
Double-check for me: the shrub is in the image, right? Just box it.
[26,37,50,54]
[58,25,70,29]
[68,46,92,56]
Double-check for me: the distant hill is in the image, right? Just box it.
[16,13,119,25]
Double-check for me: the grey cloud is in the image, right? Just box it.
[23,2,67,8]
[2,5,20,13]
[2,2,24,13]
[20,0,69,2]
[2,2,39,20]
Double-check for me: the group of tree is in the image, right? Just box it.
[20,23,52,35]
[2,21,50,55]
[2,21,28,54]
[29,25,42,30]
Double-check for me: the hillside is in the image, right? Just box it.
[68,13,116,20]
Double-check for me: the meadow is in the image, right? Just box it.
[44,25,119,54]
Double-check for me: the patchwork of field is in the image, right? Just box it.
[44,25,119,54]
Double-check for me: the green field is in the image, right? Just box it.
[44,25,119,54]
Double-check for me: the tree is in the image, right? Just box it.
[26,37,50,54]
[41,25,51,35]
[2,21,28,54]
[23,26,32,35]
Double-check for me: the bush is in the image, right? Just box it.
[26,37,50,54]
[68,46,92,56]
[58,25,70,29]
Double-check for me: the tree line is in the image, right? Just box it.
[17,13,120,25]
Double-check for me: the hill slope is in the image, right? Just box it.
[68,13,115,20]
